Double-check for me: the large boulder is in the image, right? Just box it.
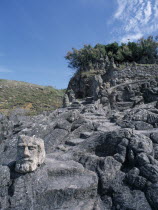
[9,158,98,210]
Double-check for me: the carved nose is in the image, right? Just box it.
[24,147,30,157]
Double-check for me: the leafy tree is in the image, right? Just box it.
[105,42,119,54]
[127,42,142,61]
[94,44,107,58]
[114,48,124,62]
[121,44,133,61]
[65,35,158,71]
[138,36,158,63]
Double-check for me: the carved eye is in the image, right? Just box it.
[28,146,36,150]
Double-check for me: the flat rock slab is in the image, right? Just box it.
[135,128,158,138]
[10,158,98,210]
[45,158,85,176]
[97,123,120,132]
[80,131,93,139]
[65,138,85,146]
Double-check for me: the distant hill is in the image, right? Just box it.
[0,79,65,115]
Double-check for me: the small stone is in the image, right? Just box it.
[80,132,93,139]
[65,138,85,146]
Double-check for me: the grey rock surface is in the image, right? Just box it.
[8,158,98,210]
[1,64,158,209]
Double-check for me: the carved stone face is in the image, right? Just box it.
[15,135,45,173]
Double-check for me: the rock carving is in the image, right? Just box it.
[15,135,45,173]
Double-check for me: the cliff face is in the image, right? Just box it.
[67,63,158,101]
[1,64,158,209]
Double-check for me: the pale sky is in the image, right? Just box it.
[0,0,157,89]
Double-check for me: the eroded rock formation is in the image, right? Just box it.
[1,64,158,209]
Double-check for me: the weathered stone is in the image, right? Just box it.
[100,96,109,106]
[65,138,85,146]
[126,167,147,190]
[146,183,158,209]
[154,144,158,160]
[129,134,153,155]
[97,156,122,193]
[136,152,150,166]
[1,64,158,209]
[150,132,158,143]
[113,188,151,210]
[15,135,45,173]
[63,93,70,107]
[64,110,80,123]
[0,165,10,209]
[10,158,98,210]
[114,138,128,163]
[80,131,93,139]
[54,118,71,131]
[140,164,158,183]
[67,89,75,102]
[134,121,153,130]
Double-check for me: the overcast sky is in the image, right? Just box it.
[0,0,158,89]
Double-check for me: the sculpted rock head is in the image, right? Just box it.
[15,135,45,173]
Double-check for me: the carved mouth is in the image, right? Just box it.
[21,158,34,162]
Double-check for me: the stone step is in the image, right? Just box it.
[135,128,158,138]
[43,159,98,209]
[83,115,108,120]
[85,116,107,120]
[82,113,120,132]
[86,120,109,125]
[68,107,80,110]
[85,118,110,123]
[45,158,85,176]
[11,158,98,210]
[80,132,93,139]
[97,123,120,132]
[117,102,134,111]
[65,138,85,146]
[83,113,105,117]
[85,97,94,101]
[82,101,95,105]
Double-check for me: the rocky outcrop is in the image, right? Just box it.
[1,64,158,209]
[6,159,98,210]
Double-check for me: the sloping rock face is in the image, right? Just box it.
[1,64,158,209]
[67,64,158,105]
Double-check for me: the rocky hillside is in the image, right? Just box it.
[66,62,158,100]
[1,62,158,209]
[0,79,65,115]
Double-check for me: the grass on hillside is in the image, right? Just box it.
[0,79,65,116]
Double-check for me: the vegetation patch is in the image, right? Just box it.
[65,36,158,72]
[0,79,65,116]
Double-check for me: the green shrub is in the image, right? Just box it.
[65,35,158,71]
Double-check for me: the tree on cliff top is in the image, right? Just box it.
[65,36,158,71]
